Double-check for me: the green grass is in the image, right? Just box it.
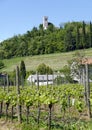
[1,48,92,72]
[88,120,92,130]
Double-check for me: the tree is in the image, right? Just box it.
[0,61,4,69]
[69,51,85,82]
[37,63,53,74]
[89,22,92,47]
[8,70,16,86]
[47,23,55,32]
[61,65,74,83]
[0,50,5,59]
[82,21,86,48]
[64,28,75,51]
[39,24,43,30]
[20,60,26,81]
[1,21,92,59]
[76,25,80,49]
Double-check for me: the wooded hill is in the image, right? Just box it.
[0,21,92,59]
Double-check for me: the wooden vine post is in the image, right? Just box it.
[37,72,40,126]
[81,58,91,118]
[85,63,91,118]
[5,74,10,121]
[47,73,48,88]
[82,65,87,106]
[3,75,6,91]
[7,74,9,93]
[16,66,22,123]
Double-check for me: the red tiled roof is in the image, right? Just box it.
[82,58,92,64]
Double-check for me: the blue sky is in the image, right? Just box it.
[0,0,92,41]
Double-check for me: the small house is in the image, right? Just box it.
[27,74,58,86]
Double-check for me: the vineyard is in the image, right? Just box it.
[0,76,92,129]
[0,59,92,130]
[0,84,90,129]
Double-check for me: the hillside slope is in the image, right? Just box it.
[1,21,92,60]
[1,48,92,72]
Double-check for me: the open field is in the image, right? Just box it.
[1,48,92,72]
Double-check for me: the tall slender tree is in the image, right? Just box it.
[82,21,86,48]
[20,60,26,86]
[89,21,92,47]
[76,25,80,49]
[64,29,73,51]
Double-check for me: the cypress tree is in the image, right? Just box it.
[20,60,26,80]
[64,29,73,51]
[76,25,80,49]
[20,60,26,86]
[89,21,92,47]
[82,21,86,48]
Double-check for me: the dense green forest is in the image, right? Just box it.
[0,21,92,59]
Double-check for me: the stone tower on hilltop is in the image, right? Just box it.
[43,16,48,30]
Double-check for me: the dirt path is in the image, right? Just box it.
[0,121,11,130]
[0,120,21,130]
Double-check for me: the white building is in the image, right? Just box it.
[27,74,58,86]
[27,73,81,86]
[43,16,48,30]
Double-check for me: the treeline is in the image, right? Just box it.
[0,21,92,59]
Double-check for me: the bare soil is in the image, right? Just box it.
[0,119,21,130]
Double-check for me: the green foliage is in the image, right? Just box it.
[0,83,89,130]
[0,60,4,69]
[75,100,83,113]
[37,63,53,74]
[21,122,38,130]
[20,60,26,79]
[82,21,86,48]
[8,70,16,85]
[60,50,85,84]
[61,121,88,130]
[21,120,88,130]
[0,88,6,102]
[1,21,92,59]
[89,22,92,47]
[54,76,64,85]
[61,65,74,83]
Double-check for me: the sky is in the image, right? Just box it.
[0,0,92,41]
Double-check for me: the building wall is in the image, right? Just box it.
[43,16,48,30]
